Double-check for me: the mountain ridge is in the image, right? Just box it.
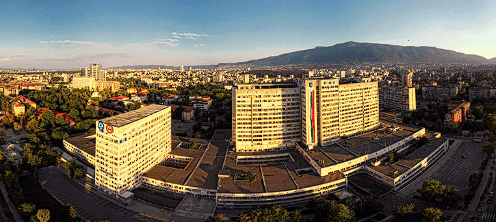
[219,41,493,66]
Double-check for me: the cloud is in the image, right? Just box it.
[50,41,54,43]
[145,41,177,46]
[40,41,48,44]
[179,33,201,37]
[172,32,177,35]
[124,41,178,47]
[0,58,11,62]
[166,39,178,42]
[123,43,143,47]
[61,40,109,47]
[184,36,197,39]
[173,36,181,39]
[57,40,63,43]
[194,44,204,47]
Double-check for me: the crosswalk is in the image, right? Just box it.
[482,213,496,220]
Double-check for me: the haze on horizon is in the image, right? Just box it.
[1,0,495,70]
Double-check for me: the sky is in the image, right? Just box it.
[1,0,495,69]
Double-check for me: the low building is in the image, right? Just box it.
[63,134,96,166]
[379,111,402,123]
[445,100,470,126]
[12,102,25,117]
[182,106,195,121]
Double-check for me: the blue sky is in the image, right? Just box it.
[1,0,495,69]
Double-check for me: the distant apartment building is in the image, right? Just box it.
[232,83,302,152]
[445,100,470,126]
[72,77,119,92]
[300,78,379,148]
[189,96,212,111]
[89,63,102,80]
[12,102,25,117]
[182,106,195,121]
[81,67,88,77]
[422,86,458,102]
[94,104,172,194]
[468,87,496,102]
[379,87,416,111]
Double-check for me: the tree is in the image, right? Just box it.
[40,110,55,129]
[36,209,50,222]
[18,203,36,219]
[239,206,291,222]
[317,200,355,222]
[25,118,40,132]
[422,207,442,222]
[3,170,18,187]
[419,179,446,201]
[474,106,484,119]
[395,204,415,222]
[67,204,77,219]
[207,214,228,222]
[13,122,22,132]
[55,115,68,126]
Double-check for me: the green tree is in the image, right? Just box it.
[67,204,77,219]
[419,179,446,201]
[40,110,55,129]
[207,214,228,222]
[422,207,442,222]
[3,170,18,187]
[18,203,36,219]
[36,209,50,222]
[395,204,415,222]
[25,118,40,132]
[474,106,485,119]
[55,115,68,126]
[317,200,355,222]
[239,206,291,222]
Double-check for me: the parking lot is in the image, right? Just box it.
[432,139,486,195]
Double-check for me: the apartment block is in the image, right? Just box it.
[422,86,458,102]
[232,83,301,152]
[379,87,416,111]
[94,104,171,194]
[300,78,379,148]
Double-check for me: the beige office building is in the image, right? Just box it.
[300,78,379,148]
[94,104,171,193]
[232,83,301,152]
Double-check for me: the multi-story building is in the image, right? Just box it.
[445,100,470,126]
[300,78,379,148]
[232,83,301,152]
[90,63,102,80]
[468,87,496,102]
[12,102,25,117]
[422,86,458,102]
[379,87,416,111]
[94,104,172,194]
[81,67,88,77]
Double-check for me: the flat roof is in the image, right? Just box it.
[64,133,96,156]
[367,164,410,178]
[99,104,168,127]
[403,138,447,162]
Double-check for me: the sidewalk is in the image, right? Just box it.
[468,155,494,211]
[0,182,24,222]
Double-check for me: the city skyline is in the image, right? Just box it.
[1,0,496,69]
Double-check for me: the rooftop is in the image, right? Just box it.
[99,104,168,127]
[64,133,96,156]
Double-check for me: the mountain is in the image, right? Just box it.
[107,65,178,70]
[489,57,496,64]
[224,41,489,66]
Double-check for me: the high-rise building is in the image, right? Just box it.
[403,72,413,87]
[94,105,172,193]
[300,78,379,148]
[232,83,301,152]
[379,87,416,111]
[180,66,184,72]
[98,70,107,81]
[90,63,102,80]
[81,67,88,77]
[244,74,250,83]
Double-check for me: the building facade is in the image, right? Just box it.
[422,86,458,102]
[379,87,416,111]
[94,104,172,194]
[90,63,102,80]
[232,83,302,152]
[300,78,379,148]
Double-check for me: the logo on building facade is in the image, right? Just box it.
[98,122,104,131]
[106,125,114,134]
